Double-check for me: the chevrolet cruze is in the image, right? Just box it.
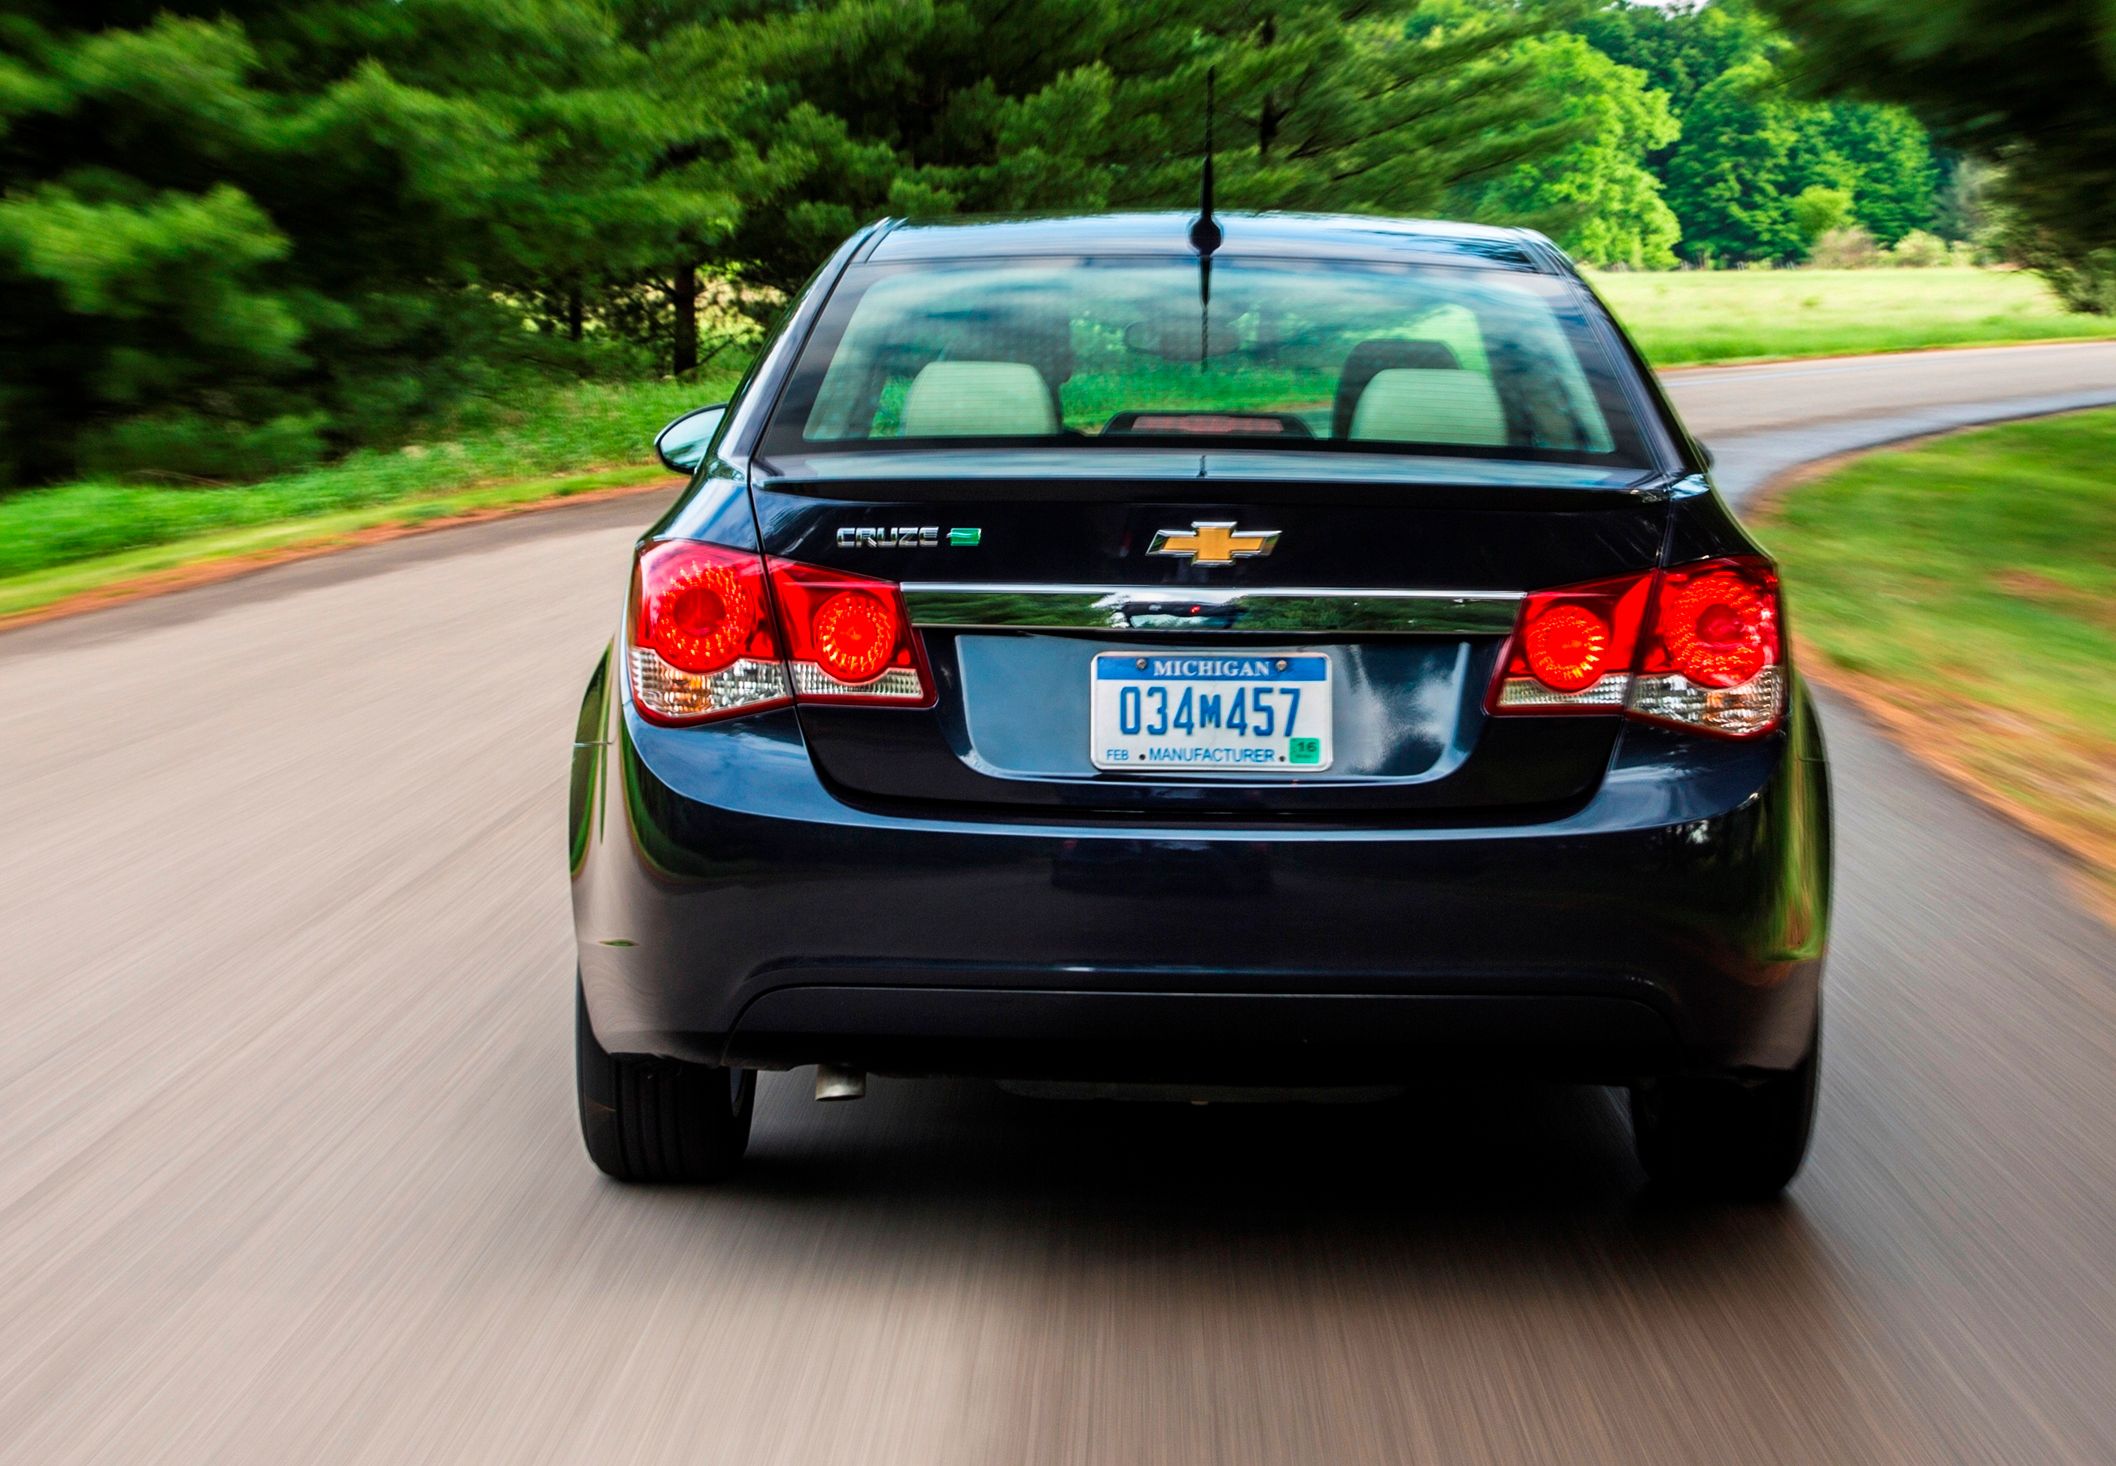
[568,213,1830,1197]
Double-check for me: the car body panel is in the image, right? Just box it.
[744,464,1677,814]
[572,210,1831,1089]
[570,656,1828,1080]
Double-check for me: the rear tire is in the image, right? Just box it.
[1629,1024,1819,1200]
[576,979,754,1183]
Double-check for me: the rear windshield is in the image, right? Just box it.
[761,256,1649,466]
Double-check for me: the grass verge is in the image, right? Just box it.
[1758,407,2116,911]
[0,463,678,625]
[0,373,738,625]
[1592,268,2114,367]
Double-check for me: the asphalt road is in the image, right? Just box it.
[4,342,2116,1464]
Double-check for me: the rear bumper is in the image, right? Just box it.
[570,672,1830,1082]
[716,984,1679,1085]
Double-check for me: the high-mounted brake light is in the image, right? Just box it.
[1488,557,1785,739]
[627,541,932,723]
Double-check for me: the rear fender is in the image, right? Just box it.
[569,644,613,878]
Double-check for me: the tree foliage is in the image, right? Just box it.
[1791,186,1855,246]
[1752,0,2116,311]
[1793,101,1936,247]
[0,0,2041,489]
[1450,31,1682,268]
[1586,1,1941,266]
[0,0,736,483]
[1576,0,1773,117]
[1660,54,1803,263]
[674,0,1584,295]
[0,0,1622,483]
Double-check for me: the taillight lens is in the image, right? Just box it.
[1490,571,1653,714]
[1631,557,1783,738]
[626,540,933,724]
[1489,557,1785,739]
[767,558,933,705]
[629,541,791,724]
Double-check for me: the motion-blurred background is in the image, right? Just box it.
[3,0,2112,485]
[2,3,2114,1462]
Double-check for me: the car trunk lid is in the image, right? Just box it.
[750,449,1672,820]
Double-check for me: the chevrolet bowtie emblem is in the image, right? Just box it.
[1147,521,1281,566]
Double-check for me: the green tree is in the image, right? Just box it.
[1661,54,1805,263]
[676,1,1583,294]
[0,1,727,484]
[1575,2,1945,264]
[1575,0,1774,117]
[1453,32,1682,268]
[1791,185,1855,245]
[1754,0,2116,310]
[1792,102,1935,244]
[1194,2,1579,216]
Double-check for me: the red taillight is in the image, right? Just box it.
[1490,571,1652,714]
[767,558,934,705]
[626,541,932,723]
[637,545,767,673]
[1523,605,1610,691]
[1489,557,1784,738]
[629,541,790,724]
[1631,557,1783,738]
[1643,561,1780,689]
[811,591,898,683]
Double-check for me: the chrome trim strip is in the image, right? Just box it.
[900,584,1523,635]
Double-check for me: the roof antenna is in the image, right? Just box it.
[1189,68,1223,256]
[1191,67,1220,370]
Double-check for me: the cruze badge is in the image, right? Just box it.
[837,526,981,549]
[1148,521,1281,566]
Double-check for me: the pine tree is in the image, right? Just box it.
[674,1,1582,292]
[0,1,714,482]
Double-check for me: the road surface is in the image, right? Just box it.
[3,342,2116,1464]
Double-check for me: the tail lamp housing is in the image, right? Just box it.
[767,559,935,705]
[1489,556,1785,739]
[628,540,933,725]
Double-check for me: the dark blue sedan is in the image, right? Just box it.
[568,212,1830,1196]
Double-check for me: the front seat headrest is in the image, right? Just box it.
[899,361,1060,438]
[1346,368,1508,447]
[1333,339,1463,439]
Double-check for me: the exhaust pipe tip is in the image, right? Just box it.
[815,1064,867,1101]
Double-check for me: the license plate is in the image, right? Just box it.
[1090,652,1332,773]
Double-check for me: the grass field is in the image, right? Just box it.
[1592,268,2114,367]
[1761,408,2116,901]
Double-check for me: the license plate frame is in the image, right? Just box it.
[1089,650,1333,774]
